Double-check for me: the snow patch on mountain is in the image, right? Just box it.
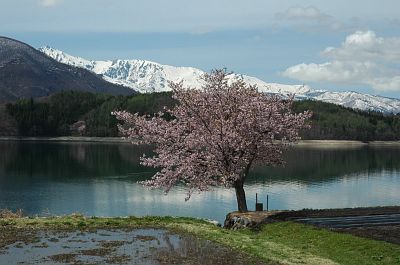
[39,46,400,113]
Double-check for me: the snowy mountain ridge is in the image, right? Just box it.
[39,46,400,114]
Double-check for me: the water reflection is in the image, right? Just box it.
[153,231,266,265]
[0,141,399,223]
[0,228,266,265]
[249,146,400,184]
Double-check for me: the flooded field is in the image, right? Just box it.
[0,228,267,265]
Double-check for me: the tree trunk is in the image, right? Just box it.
[234,180,248,212]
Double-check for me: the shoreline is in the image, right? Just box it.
[1,136,399,146]
[297,140,400,147]
[0,136,131,143]
[225,206,400,245]
[1,208,400,265]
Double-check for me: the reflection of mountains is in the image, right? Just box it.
[0,142,155,182]
[248,146,400,184]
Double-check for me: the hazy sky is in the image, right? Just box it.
[1,0,400,98]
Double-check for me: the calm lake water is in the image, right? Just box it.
[0,141,399,223]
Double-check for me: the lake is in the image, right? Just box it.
[0,141,399,223]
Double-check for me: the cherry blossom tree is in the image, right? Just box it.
[113,69,311,212]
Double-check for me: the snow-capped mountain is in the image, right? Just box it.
[39,46,400,114]
[39,46,204,93]
[0,37,133,103]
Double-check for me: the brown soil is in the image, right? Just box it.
[271,206,400,219]
[334,225,400,245]
[48,253,79,263]
[135,235,157,242]
[0,227,40,249]
[226,206,400,244]
[271,206,400,245]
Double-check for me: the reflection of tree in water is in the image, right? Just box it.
[117,144,153,164]
[69,143,87,163]
[153,233,266,265]
[117,144,157,182]
[248,146,400,185]
[0,142,18,175]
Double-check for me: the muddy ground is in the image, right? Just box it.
[333,225,400,245]
[272,206,400,219]
[0,227,268,265]
[273,206,400,244]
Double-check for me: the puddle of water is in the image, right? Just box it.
[0,228,266,265]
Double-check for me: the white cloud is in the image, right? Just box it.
[275,6,366,33]
[39,0,61,7]
[323,31,400,61]
[276,6,331,21]
[370,76,400,91]
[283,31,400,92]
[284,61,377,84]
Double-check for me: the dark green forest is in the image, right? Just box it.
[5,91,175,137]
[293,100,400,141]
[5,90,400,140]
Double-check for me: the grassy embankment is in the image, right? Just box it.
[1,214,399,265]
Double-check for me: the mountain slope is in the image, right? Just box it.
[39,46,400,113]
[0,37,134,102]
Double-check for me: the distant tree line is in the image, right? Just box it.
[5,90,400,140]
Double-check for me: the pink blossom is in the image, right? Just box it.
[113,69,311,212]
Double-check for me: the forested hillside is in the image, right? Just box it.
[4,91,400,140]
[293,100,400,141]
[5,91,174,137]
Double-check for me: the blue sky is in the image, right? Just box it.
[1,0,400,98]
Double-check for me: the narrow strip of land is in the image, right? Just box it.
[295,213,400,228]
[0,136,131,143]
[269,206,400,244]
[0,136,399,146]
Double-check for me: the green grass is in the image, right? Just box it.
[1,215,399,265]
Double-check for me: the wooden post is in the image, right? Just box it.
[255,192,263,211]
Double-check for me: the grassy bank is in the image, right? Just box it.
[1,214,399,265]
